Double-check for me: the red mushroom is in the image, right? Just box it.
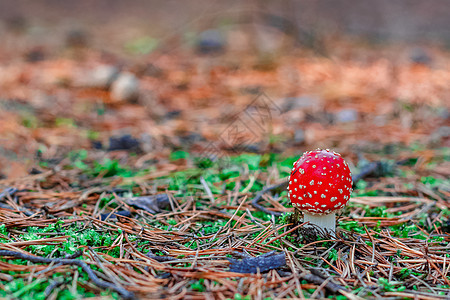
[288,149,353,235]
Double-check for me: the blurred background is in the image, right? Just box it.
[0,0,449,179]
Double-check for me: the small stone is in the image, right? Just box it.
[100,210,132,221]
[335,109,358,123]
[253,25,285,53]
[110,72,139,102]
[140,133,153,152]
[281,96,321,112]
[25,47,46,62]
[294,129,305,144]
[437,107,449,120]
[108,134,140,151]
[179,132,205,146]
[66,29,89,48]
[409,47,432,65]
[91,141,103,150]
[28,168,42,175]
[197,29,225,54]
[430,126,450,145]
[6,15,27,33]
[138,63,163,78]
[373,115,387,127]
[164,110,182,120]
[79,65,119,89]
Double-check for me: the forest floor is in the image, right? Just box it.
[0,19,449,299]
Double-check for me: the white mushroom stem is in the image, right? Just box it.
[303,212,336,236]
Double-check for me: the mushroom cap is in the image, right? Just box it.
[288,149,352,215]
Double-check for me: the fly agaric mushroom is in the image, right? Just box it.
[288,149,352,234]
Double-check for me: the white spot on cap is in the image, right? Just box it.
[314,191,317,194]
[330,197,337,202]
[294,179,297,182]
[299,168,305,174]
[314,202,319,205]
[313,165,316,168]
[321,194,326,198]
[310,180,314,185]
[321,204,327,208]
